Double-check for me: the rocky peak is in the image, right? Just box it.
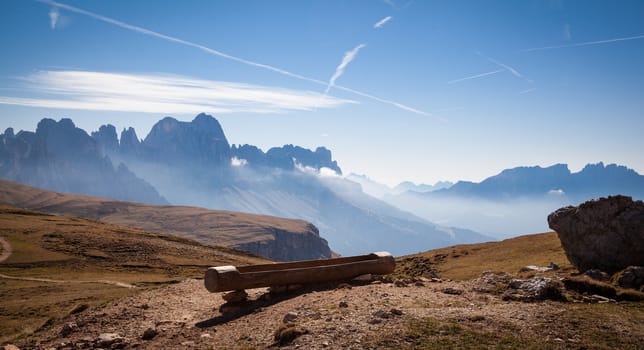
[119,127,142,157]
[91,124,119,155]
[35,118,99,160]
[265,145,342,174]
[142,114,230,166]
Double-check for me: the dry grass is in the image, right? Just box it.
[396,232,575,281]
[0,205,269,343]
[0,179,315,248]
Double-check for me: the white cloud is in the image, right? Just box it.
[48,7,59,29]
[36,0,431,117]
[518,87,536,95]
[524,33,644,52]
[548,189,565,195]
[319,167,340,178]
[231,157,248,167]
[448,69,504,84]
[374,16,392,29]
[324,44,367,96]
[0,70,354,114]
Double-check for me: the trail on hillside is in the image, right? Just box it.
[0,237,11,263]
[0,273,137,288]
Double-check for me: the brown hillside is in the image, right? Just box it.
[396,232,575,281]
[8,229,643,350]
[0,205,269,343]
[0,179,331,261]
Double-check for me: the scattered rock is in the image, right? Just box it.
[473,271,513,293]
[584,269,611,281]
[442,287,464,295]
[503,277,565,302]
[273,323,308,346]
[96,333,124,348]
[336,283,352,290]
[3,345,20,350]
[200,333,213,340]
[390,308,403,316]
[222,290,248,303]
[548,195,644,273]
[373,310,389,319]
[283,311,298,323]
[582,294,614,304]
[338,301,349,308]
[394,280,408,287]
[613,266,644,290]
[519,265,554,273]
[366,318,382,325]
[141,328,158,340]
[60,322,78,337]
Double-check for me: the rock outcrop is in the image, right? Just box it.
[548,196,644,273]
[0,119,167,205]
[235,224,333,261]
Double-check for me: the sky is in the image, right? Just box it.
[1,0,643,186]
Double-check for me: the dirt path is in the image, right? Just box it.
[0,273,136,288]
[0,236,11,263]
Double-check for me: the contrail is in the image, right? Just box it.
[36,0,431,117]
[448,69,504,84]
[374,16,392,29]
[324,44,366,96]
[523,34,644,52]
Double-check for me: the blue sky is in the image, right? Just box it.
[1,0,643,186]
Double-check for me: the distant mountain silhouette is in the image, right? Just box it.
[0,119,166,204]
[1,114,489,256]
[388,163,644,238]
[432,163,644,201]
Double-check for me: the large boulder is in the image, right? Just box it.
[548,195,644,273]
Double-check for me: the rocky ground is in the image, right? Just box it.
[10,272,644,350]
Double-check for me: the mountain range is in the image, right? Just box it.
[386,163,644,238]
[0,114,488,257]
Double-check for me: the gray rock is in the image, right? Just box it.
[96,333,123,347]
[502,277,564,302]
[141,328,158,340]
[338,301,348,308]
[584,269,611,281]
[614,266,644,290]
[548,196,644,273]
[283,312,298,323]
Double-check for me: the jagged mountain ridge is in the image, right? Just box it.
[2,114,489,257]
[0,119,166,205]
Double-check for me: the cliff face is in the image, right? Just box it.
[235,224,333,261]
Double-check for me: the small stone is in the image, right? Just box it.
[96,333,123,347]
[390,308,403,316]
[394,280,407,287]
[274,323,308,345]
[283,312,298,323]
[373,310,389,319]
[200,333,212,340]
[60,322,78,337]
[431,278,443,283]
[337,283,352,289]
[353,274,372,282]
[222,290,248,303]
[338,301,348,308]
[142,328,158,340]
[442,287,464,295]
[3,345,20,350]
[367,318,382,324]
[321,341,329,347]
[414,281,425,287]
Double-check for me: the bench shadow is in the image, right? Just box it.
[195,281,361,328]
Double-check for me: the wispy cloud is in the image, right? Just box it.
[448,69,504,84]
[478,52,523,78]
[36,0,430,117]
[48,6,59,29]
[374,16,392,29]
[518,87,536,94]
[324,44,366,96]
[523,33,644,52]
[0,70,354,114]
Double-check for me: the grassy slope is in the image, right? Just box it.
[0,205,269,343]
[396,231,574,280]
[0,179,314,247]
